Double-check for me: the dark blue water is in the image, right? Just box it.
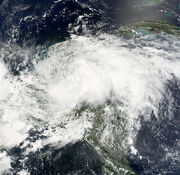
[1,0,180,46]
[129,78,180,175]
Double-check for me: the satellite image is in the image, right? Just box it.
[0,0,180,174]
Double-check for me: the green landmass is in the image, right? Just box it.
[139,0,165,7]
[119,21,180,39]
[73,103,137,175]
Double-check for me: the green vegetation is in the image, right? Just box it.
[73,102,136,175]
[119,21,180,39]
[139,0,164,7]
